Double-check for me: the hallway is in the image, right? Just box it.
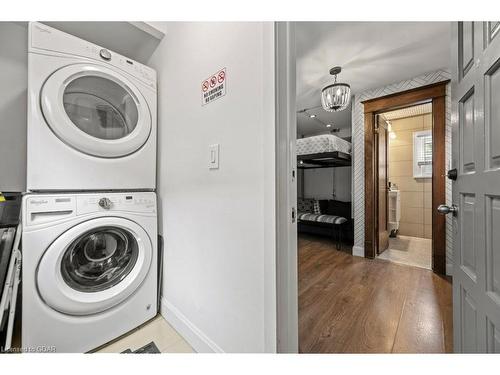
[298,234,453,353]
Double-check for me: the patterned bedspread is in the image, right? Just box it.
[297,134,351,156]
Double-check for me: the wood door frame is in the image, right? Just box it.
[375,116,389,255]
[362,81,450,274]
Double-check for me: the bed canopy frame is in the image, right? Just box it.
[297,150,351,169]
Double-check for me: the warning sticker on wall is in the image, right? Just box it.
[201,68,226,106]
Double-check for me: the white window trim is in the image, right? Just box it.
[413,129,432,178]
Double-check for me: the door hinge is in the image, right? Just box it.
[291,207,296,223]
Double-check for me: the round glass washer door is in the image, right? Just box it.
[40,64,151,158]
[37,217,152,316]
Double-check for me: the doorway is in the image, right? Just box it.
[277,22,455,354]
[375,103,434,270]
[363,81,449,275]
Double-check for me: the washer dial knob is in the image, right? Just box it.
[99,48,112,61]
[98,197,112,210]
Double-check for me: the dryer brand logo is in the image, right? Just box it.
[35,24,51,34]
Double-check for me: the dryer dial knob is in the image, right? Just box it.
[99,48,112,61]
[98,197,112,209]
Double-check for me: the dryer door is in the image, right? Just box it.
[40,63,152,158]
[37,217,153,315]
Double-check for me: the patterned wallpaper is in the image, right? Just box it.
[351,69,453,274]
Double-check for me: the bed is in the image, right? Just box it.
[297,134,352,168]
[297,134,351,155]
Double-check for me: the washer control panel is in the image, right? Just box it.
[23,193,156,227]
[78,193,156,214]
[24,195,77,226]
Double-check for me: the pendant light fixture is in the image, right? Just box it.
[321,66,351,112]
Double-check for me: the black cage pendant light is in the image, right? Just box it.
[321,66,351,112]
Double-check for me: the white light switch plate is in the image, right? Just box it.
[209,144,219,169]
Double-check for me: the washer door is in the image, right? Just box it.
[41,63,151,158]
[37,217,152,316]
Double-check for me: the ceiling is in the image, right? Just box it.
[380,102,432,122]
[296,22,451,136]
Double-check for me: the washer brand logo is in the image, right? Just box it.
[29,199,49,205]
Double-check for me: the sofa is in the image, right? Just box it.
[297,198,354,248]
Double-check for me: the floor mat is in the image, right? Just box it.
[121,341,160,354]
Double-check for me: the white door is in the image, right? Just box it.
[37,217,152,315]
[41,63,152,158]
[451,21,500,353]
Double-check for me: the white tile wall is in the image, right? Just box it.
[351,69,453,274]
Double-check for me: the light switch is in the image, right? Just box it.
[209,144,219,169]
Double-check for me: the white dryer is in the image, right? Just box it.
[27,22,157,191]
[22,192,157,353]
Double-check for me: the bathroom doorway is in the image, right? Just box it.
[363,81,449,274]
[376,103,434,269]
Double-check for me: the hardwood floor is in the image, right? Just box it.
[298,234,453,353]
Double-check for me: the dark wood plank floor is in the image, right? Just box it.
[298,234,453,353]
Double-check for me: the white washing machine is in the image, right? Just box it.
[21,192,157,353]
[27,22,157,191]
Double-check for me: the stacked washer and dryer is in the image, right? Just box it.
[22,22,159,353]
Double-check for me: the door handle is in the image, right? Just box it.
[437,204,458,216]
[447,168,458,181]
[443,168,458,181]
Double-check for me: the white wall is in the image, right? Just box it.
[302,167,352,203]
[148,22,277,353]
[0,22,27,192]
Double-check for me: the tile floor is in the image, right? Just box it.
[377,235,432,270]
[96,315,194,353]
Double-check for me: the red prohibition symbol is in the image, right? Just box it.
[210,76,217,88]
[217,70,225,83]
[202,81,209,92]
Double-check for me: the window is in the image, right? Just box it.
[413,130,432,178]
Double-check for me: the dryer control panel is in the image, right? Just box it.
[28,22,156,90]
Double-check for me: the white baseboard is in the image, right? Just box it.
[160,297,224,353]
[352,245,364,257]
[446,263,453,276]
